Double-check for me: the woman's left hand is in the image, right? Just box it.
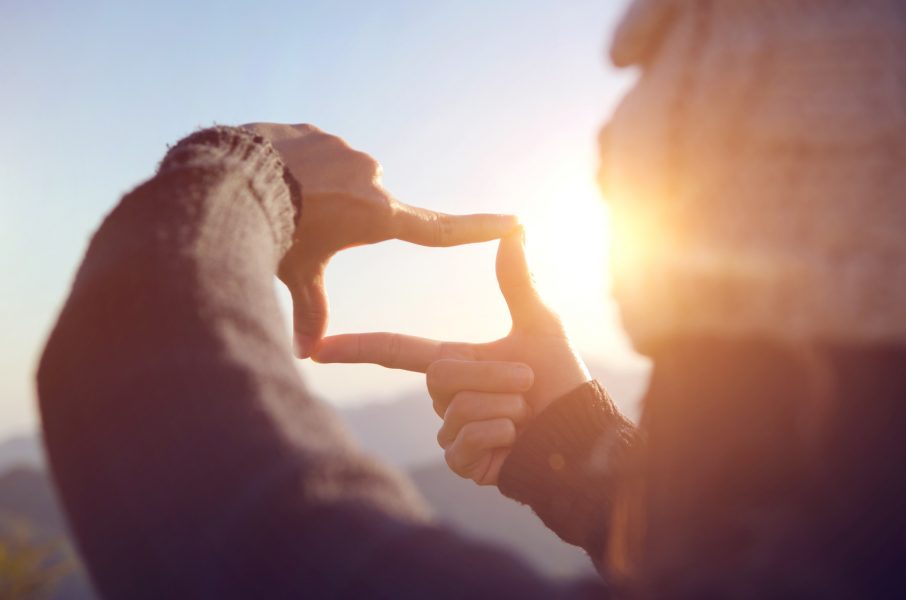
[244,123,519,358]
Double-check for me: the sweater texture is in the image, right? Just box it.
[599,0,906,349]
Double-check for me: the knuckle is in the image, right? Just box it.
[354,333,364,362]
[436,426,449,450]
[320,132,346,149]
[297,302,328,320]
[459,422,482,447]
[379,195,397,221]
[352,151,380,176]
[443,447,455,469]
[355,150,377,167]
[516,395,532,421]
[450,391,479,415]
[425,361,446,393]
[438,342,476,361]
[294,309,328,337]
[371,160,384,182]
[446,391,473,414]
[441,398,460,422]
[432,219,443,245]
[431,215,453,245]
[383,333,402,366]
[432,398,446,419]
[502,419,518,443]
[444,447,466,477]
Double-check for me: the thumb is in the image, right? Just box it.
[496,228,557,331]
[287,263,329,358]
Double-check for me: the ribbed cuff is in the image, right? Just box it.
[498,380,637,556]
[159,126,303,256]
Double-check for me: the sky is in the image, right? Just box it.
[0,0,648,440]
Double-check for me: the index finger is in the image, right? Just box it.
[392,202,519,247]
[312,333,446,372]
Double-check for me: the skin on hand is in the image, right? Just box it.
[312,229,592,485]
[436,385,532,485]
[242,122,519,358]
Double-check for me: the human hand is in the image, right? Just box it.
[313,229,592,482]
[431,360,534,484]
[243,123,519,357]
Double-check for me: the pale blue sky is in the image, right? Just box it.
[0,0,646,438]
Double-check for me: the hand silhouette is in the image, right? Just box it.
[244,122,519,357]
[313,229,591,484]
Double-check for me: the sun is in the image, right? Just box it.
[520,162,612,325]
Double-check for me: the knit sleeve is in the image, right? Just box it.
[498,380,639,565]
[36,126,607,599]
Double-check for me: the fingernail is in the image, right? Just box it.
[294,334,313,359]
[512,364,534,388]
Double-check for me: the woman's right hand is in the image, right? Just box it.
[313,229,593,482]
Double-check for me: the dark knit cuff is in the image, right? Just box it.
[498,380,637,556]
[159,126,302,256]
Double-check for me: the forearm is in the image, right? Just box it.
[36,127,429,597]
[498,380,639,566]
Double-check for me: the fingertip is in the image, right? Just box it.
[497,225,530,276]
[446,212,521,246]
[308,338,332,363]
[488,215,522,242]
[395,205,522,247]
[294,334,314,359]
[500,214,521,232]
[508,223,525,242]
[513,363,534,391]
[499,224,526,251]
[309,335,353,364]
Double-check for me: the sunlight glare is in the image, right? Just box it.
[521,162,612,330]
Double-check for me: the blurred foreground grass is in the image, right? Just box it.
[0,518,74,600]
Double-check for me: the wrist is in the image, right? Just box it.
[528,344,592,416]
